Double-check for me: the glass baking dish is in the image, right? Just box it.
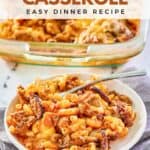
[0,20,149,66]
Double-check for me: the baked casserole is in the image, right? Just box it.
[0,19,139,44]
[7,75,136,150]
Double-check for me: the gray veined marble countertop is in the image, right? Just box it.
[0,27,150,107]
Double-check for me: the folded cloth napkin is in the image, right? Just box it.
[0,76,150,150]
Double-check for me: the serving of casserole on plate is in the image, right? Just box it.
[0,19,148,66]
[5,74,146,150]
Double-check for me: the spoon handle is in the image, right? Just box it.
[101,70,146,81]
[61,70,146,96]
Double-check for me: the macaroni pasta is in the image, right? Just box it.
[0,19,139,44]
[7,75,136,150]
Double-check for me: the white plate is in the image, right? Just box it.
[4,73,147,150]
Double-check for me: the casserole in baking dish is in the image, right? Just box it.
[0,19,148,66]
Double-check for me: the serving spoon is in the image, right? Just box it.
[60,70,146,97]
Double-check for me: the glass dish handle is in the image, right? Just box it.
[0,39,29,56]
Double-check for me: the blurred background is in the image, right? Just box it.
[121,23,150,74]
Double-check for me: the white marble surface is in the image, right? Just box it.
[0,29,150,107]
